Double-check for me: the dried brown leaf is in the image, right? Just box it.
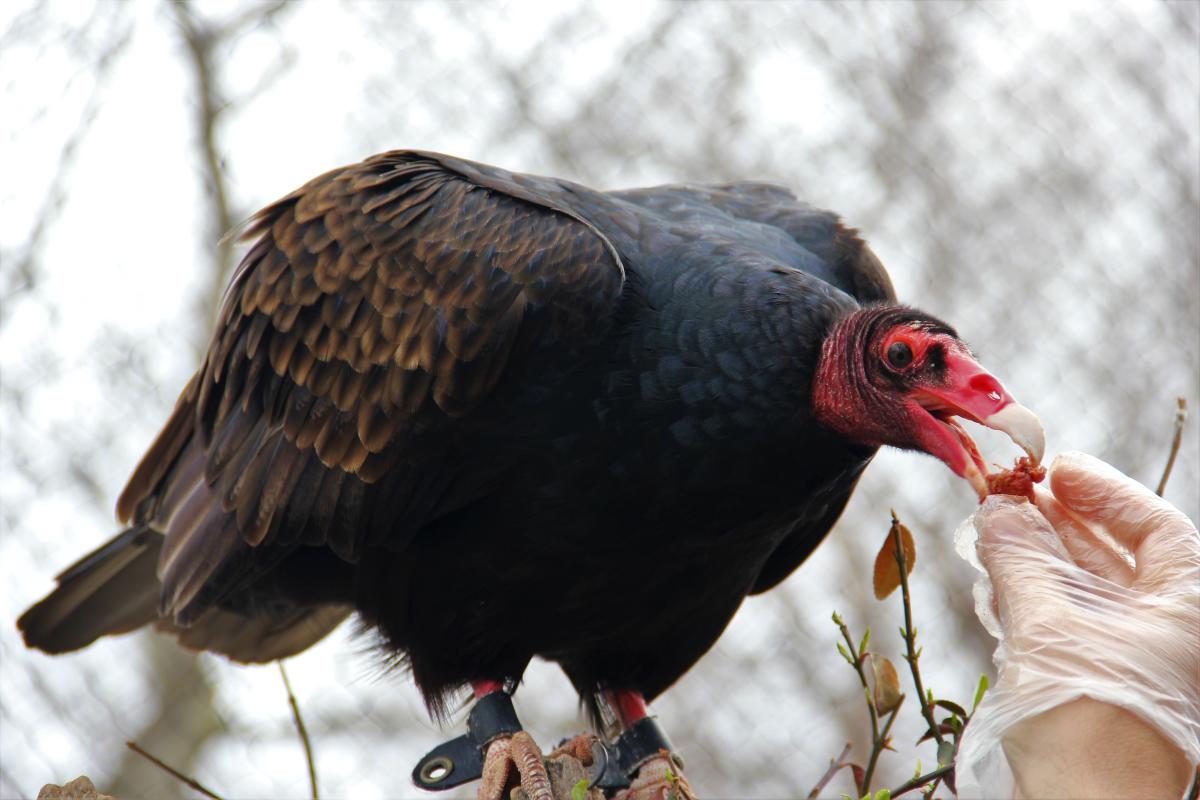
[868,654,904,715]
[873,516,916,600]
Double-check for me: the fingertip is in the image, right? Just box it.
[1047,451,1190,554]
[1048,451,1147,505]
[1034,489,1137,584]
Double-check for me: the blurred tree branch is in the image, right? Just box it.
[0,7,133,320]
[167,0,295,354]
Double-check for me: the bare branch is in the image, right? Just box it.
[279,661,320,800]
[213,0,291,41]
[805,741,852,799]
[168,0,237,338]
[166,0,297,351]
[1157,397,1187,496]
[126,741,226,800]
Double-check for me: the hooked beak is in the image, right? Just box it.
[910,347,1045,499]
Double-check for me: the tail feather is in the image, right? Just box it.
[159,604,352,663]
[19,526,350,661]
[18,527,160,653]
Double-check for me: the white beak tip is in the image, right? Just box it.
[983,403,1046,465]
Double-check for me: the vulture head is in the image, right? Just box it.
[813,306,1044,498]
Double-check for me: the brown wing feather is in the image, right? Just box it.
[117,151,625,624]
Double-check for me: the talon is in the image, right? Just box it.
[478,731,553,800]
[551,732,599,765]
[477,735,514,800]
[511,731,553,800]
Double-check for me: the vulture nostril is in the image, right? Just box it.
[968,373,1004,399]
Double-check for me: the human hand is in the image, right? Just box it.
[955,452,1199,799]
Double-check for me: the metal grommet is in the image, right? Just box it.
[418,755,454,785]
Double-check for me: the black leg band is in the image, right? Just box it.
[592,717,676,791]
[411,690,523,791]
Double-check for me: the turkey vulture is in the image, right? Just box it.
[19,151,1042,796]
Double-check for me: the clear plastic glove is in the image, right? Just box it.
[955,452,1199,799]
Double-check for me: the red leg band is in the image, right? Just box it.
[606,688,649,727]
[472,679,506,698]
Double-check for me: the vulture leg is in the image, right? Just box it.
[473,681,553,800]
[602,690,697,800]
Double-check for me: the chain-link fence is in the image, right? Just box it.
[2,2,1197,798]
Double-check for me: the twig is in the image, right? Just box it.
[125,741,225,800]
[279,661,320,800]
[834,614,879,794]
[862,702,903,792]
[833,614,905,794]
[805,741,852,799]
[1156,397,1187,496]
[892,511,944,748]
[888,763,955,798]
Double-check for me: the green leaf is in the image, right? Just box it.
[874,790,892,800]
[837,642,854,665]
[972,674,989,713]
[859,627,871,656]
[832,611,844,626]
[571,779,590,800]
[934,699,967,718]
[665,765,677,783]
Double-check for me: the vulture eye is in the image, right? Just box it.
[887,341,913,369]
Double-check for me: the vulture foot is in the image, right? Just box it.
[612,752,696,800]
[477,730,554,800]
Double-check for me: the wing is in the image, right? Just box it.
[117,151,625,623]
[612,181,897,305]
[748,468,865,595]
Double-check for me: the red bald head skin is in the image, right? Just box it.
[811,306,1044,499]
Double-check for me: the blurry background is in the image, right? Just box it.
[2,1,1197,797]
